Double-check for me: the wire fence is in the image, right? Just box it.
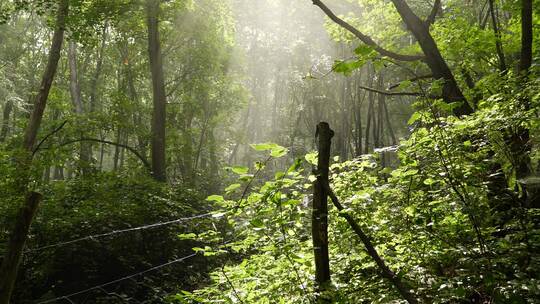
[36,252,199,304]
[25,212,214,253]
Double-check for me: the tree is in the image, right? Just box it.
[312,0,474,116]
[0,0,69,302]
[146,0,167,182]
[68,41,93,175]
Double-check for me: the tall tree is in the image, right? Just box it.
[0,99,13,142]
[0,0,69,302]
[68,41,92,174]
[312,0,474,116]
[146,0,167,182]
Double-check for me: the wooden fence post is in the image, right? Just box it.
[312,122,334,298]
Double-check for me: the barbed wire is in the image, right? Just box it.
[26,212,214,253]
[36,252,199,304]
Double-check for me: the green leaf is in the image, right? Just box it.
[354,44,375,57]
[287,158,303,173]
[225,183,241,193]
[206,195,224,202]
[250,143,278,151]
[231,166,249,175]
[178,233,197,240]
[333,59,365,76]
[270,146,288,158]
[423,178,436,186]
[250,218,264,228]
[305,152,318,165]
[408,112,422,125]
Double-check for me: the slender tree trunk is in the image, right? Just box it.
[0,1,68,302]
[120,132,127,169]
[312,122,333,297]
[353,71,365,156]
[113,128,122,171]
[194,116,210,172]
[146,0,167,182]
[53,166,64,180]
[365,90,374,154]
[339,78,348,159]
[375,75,385,148]
[487,0,507,72]
[121,41,147,157]
[208,130,219,178]
[68,41,92,175]
[513,0,536,207]
[89,26,107,113]
[383,99,397,145]
[99,130,106,170]
[0,99,13,142]
[182,114,194,182]
[519,0,532,75]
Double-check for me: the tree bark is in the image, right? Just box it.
[487,0,507,72]
[0,99,13,142]
[513,0,536,207]
[89,26,107,113]
[312,122,333,296]
[311,0,424,62]
[383,99,397,145]
[519,0,532,74]
[146,0,167,182]
[68,41,92,174]
[21,1,68,152]
[0,193,42,304]
[389,0,473,116]
[364,89,375,154]
[312,0,473,116]
[0,1,68,302]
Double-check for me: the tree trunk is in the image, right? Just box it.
[0,99,13,142]
[519,0,532,75]
[513,0,536,207]
[364,90,374,154]
[353,74,364,156]
[0,193,42,304]
[313,0,473,116]
[113,128,122,171]
[68,41,92,175]
[312,122,333,296]
[0,1,68,302]
[487,0,507,72]
[146,0,167,182]
[383,99,397,145]
[390,0,473,116]
[89,26,107,113]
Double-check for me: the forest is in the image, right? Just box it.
[0,0,538,303]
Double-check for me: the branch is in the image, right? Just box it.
[312,0,424,62]
[44,138,151,171]
[358,85,421,96]
[387,74,433,90]
[425,0,441,26]
[323,182,419,303]
[32,120,68,156]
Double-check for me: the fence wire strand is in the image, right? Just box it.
[36,252,198,304]
[26,213,213,253]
